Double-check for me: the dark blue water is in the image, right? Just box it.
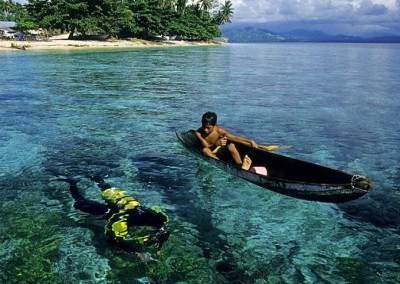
[1,43,399,283]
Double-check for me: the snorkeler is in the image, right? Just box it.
[55,175,170,255]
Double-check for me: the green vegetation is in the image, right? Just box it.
[0,196,65,283]
[1,0,23,21]
[1,0,234,40]
[1,0,31,30]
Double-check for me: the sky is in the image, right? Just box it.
[14,0,400,36]
[227,0,400,36]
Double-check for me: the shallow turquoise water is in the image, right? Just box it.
[0,43,399,283]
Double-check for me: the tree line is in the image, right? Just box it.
[0,0,234,40]
[1,0,25,21]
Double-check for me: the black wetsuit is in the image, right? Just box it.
[61,176,169,252]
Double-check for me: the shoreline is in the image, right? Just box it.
[0,38,223,51]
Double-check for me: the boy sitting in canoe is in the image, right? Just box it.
[195,111,258,170]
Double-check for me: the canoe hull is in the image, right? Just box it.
[176,130,371,203]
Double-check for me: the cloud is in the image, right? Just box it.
[357,0,388,15]
[230,0,396,21]
[228,0,400,36]
[279,0,298,15]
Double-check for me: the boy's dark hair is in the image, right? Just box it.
[202,112,217,126]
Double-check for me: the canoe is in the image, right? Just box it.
[68,34,109,41]
[176,130,371,203]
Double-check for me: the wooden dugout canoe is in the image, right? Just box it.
[176,130,371,203]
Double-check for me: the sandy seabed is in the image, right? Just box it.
[0,38,222,51]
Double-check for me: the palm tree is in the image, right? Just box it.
[198,0,214,18]
[163,0,176,10]
[199,0,212,12]
[176,0,187,15]
[214,0,233,25]
[1,0,14,20]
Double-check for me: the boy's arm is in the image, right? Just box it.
[224,130,258,148]
[195,130,213,148]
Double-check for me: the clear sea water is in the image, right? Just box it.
[0,43,399,283]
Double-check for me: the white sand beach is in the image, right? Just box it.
[0,38,222,51]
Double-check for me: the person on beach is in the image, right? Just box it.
[195,111,258,170]
[55,175,170,258]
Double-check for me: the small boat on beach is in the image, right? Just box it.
[176,130,371,203]
[68,34,109,41]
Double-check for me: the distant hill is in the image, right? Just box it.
[221,26,285,42]
[282,29,363,42]
[221,26,400,43]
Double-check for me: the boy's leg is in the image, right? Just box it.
[202,147,219,159]
[227,143,242,165]
[227,144,252,170]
